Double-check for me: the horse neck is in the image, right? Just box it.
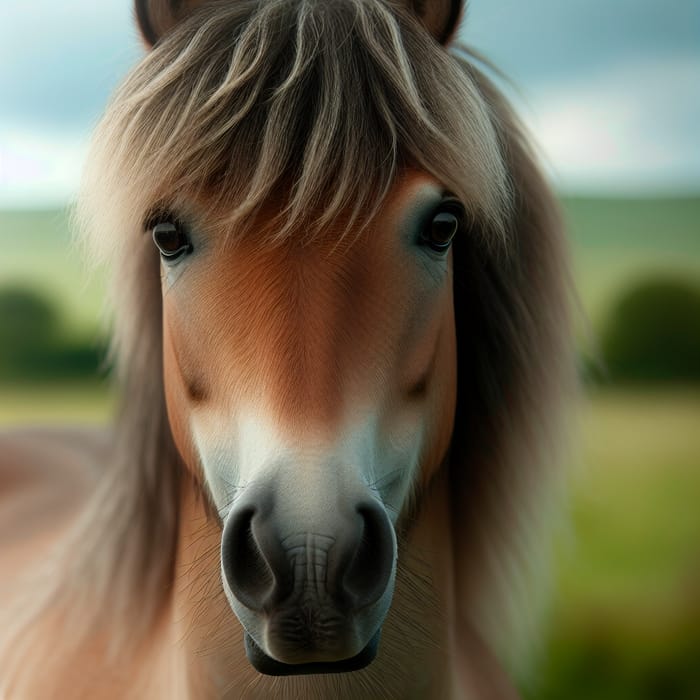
[148,469,490,699]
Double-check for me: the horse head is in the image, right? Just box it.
[72,0,569,682]
[115,0,472,674]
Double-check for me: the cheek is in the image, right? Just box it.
[406,275,457,486]
[378,265,457,491]
[419,311,457,485]
[162,311,203,477]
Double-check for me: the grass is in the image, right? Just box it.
[523,388,700,700]
[561,196,700,326]
[0,208,105,335]
[0,379,114,426]
[562,389,700,606]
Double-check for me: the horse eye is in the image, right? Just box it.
[152,221,193,261]
[421,200,465,253]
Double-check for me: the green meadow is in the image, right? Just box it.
[563,196,700,325]
[528,388,700,700]
[1,197,699,697]
[0,208,105,337]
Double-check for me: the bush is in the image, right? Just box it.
[0,286,58,350]
[0,286,104,381]
[600,275,700,383]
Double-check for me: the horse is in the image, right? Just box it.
[0,0,572,697]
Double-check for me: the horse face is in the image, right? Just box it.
[155,171,458,673]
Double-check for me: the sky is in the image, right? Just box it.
[0,0,698,207]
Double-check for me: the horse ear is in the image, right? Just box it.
[402,0,466,45]
[134,0,204,48]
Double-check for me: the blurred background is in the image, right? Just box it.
[1,1,698,697]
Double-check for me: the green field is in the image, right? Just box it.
[526,388,700,700]
[0,379,114,425]
[562,197,700,327]
[1,198,700,697]
[0,208,106,336]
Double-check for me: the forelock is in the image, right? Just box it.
[78,0,510,262]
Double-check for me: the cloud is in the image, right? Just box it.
[0,1,698,205]
[0,0,141,130]
[462,0,700,86]
[0,127,88,207]
[515,54,700,193]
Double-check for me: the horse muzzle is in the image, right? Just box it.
[220,481,397,675]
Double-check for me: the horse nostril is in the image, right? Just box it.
[343,502,396,609]
[221,506,274,612]
[222,495,395,617]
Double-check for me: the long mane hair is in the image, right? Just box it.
[3,0,571,681]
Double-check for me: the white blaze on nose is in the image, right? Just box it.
[191,401,425,522]
[191,406,290,520]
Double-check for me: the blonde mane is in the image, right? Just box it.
[3,0,571,688]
